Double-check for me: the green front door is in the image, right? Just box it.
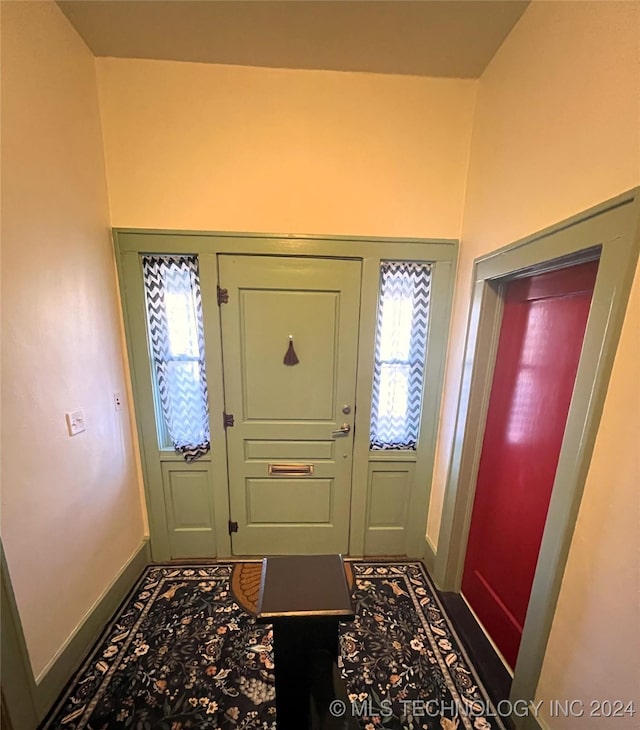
[219,255,361,555]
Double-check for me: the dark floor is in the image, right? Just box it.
[437,590,513,709]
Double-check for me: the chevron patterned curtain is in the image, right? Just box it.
[370,261,432,450]
[142,255,210,461]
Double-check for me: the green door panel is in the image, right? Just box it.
[240,290,341,420]
[219,255,361,555]
[246,479,332,523]
[161,463,216,558]
[365,462,415,555]
[244,440,335,460]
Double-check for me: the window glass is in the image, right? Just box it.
[370,261,432,450]
[142,255,210,461]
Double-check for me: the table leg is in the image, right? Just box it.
[272,622,311,729]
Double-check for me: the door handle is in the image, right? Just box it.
[331,423,351,438]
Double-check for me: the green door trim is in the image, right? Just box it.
[431,188,640,725]
[1,541,38,730]
[114,231,458,560]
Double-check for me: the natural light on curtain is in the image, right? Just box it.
[142,255,210,461]
[370,261,432,450]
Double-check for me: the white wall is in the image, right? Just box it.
[96,58,476,239]
[0,1,145,679]
[427,1,640,725]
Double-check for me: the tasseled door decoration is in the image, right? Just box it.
[283,335,299,366]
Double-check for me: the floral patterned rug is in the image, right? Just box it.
[41,562,506,730]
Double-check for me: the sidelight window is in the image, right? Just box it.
[370,261,432,450]
[142,255,210,461]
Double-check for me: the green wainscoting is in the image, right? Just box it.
[364,460,415,555]
[161,463,216,558]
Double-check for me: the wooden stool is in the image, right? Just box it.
[256,555,356,730]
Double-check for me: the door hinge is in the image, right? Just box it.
[223,412,235,429]
[228,520,238,535]
[217,286,229,305]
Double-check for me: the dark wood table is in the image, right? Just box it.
[256,555,357,730]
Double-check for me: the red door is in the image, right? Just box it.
[462,261,598,669]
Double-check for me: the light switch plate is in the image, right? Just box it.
[66,409,85,436]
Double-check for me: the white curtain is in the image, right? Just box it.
[142,255,210,461]
[370,261,431,450]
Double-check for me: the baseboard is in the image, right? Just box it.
[34,539,151,719]
[423,536,437,582]
[1,542,39,730]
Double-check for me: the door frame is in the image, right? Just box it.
[430,188,640,724]
[114,231,458,561]
[1,541,39,730]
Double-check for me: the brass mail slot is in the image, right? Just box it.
[268,463,314,477]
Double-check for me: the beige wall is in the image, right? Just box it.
[427,1,640,725]
[0,1,145,678]
[96,58,476,238]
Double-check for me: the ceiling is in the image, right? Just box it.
[57,0,530,79]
